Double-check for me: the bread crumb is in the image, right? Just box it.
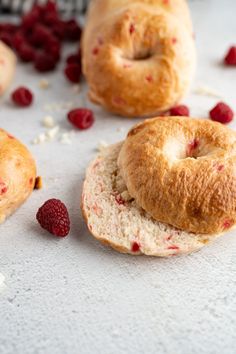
[193,85,223,98]
[42,115,55,128]
[39,79,50,89]
[97,140,108,152]
[59,132,72,144]
[34,176,43,190]
[32,132,47,144]
[46,125,60,140]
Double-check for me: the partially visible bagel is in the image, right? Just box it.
[81,143,220,257]
[118,117,236,234]
[82,0,196,117]
[0,129,36,224]
[0,41,16,96]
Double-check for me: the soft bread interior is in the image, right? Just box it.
[82,143,221,257]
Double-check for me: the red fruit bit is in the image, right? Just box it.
[113,96,126,106]
[29,177,34,185]
[45,0,58,13]
[129,24,135,34]
[187,138,199,156]
[64,63,81,83]
[36,198,70,237]
[12,87,33,107]
[168,245,179,250]
[7,134,14,139]
[169,105,190,116]
[0,32,13,47]
[209,102,234,124]
[0,180,8,195]
[97,37,104,46]
[67,108,94,130]
[163,0,169,4]
[146,75,153,83]
[34,52,56,72]
[21,11,40,31]
[166,235,173,241]
[215,163,224,172]
[223,219,234,230]
[64,19,82,41]
[92,47,99,55]
[66,54,81,65]
[224,46,236,66]
[18,44,35,62]
[172,37,177,44]
[131,242,140,252]
[115,194,125,205]
[12,32,26,51]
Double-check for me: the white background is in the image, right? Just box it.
[0,1,236,353]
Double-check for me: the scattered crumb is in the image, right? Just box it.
[39,79,50,89]
[46,125,60,140]
[34,176,43,190]
[193,85,223,98]
[32,132,47,145]
[97,140,108,152]
[43,101,77,113]
[59,132,72,144]
[42,115,55,128]
[72,84,82,93]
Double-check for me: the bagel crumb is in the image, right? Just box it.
[39,79,50,89]
[42,115,55,128]
[34,176,43,190]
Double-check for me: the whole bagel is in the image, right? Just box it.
[0,41,16,96]
[0,129,36,224]
[118,117,236,234]
[82,0,196,117]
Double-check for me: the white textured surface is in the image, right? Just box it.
[0,1,236,353]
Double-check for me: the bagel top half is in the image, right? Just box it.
[0,128,36,224]
[82,0,196,117]
[0,41,16,96]
[118,117,236,234]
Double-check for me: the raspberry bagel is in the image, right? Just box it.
[0,129,36,224]
[82,117,236,256]
[0,41,16,95]
[82,0,196,117]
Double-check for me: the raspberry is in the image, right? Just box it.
[64,19,82,41]
[131,242,140,252]
[18,43,35,62]
[66,54,81,65]
[209,102,234,124]
[30,24,53,47]
[64,63,81,83]
[36,198,70,237]
[67,109,94,130]
[169,105,190,116]
[12,32,26,51]
[11,87,33,107]
[34,52,57,72]
[45,0,58,14]
[0,32,13,47]
[224,46,236,66]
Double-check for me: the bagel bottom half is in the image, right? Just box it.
[81,143,221,257]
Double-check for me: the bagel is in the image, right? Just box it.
[0,41,16,96]
[0,129,36,224]
[118,117,236,235]
[82,0,196,117]
[81,142,221,257]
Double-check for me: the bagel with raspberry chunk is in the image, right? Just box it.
[82,117,236,256]
[82,0,195,117]
[0,41,16,96]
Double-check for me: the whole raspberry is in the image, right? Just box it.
[67,108,94,130]
[224,46,236,66]
[11,87,33,107]
[18,43,35,62]
[36,198,70,237]
[209,102,234,124]
[64,63,81,83]
[34,52,56,72]
[169,105,190,116]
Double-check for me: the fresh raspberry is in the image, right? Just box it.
[34,52,57,72]
[64,63,81,83]
[11,87,33,107]
[67,109,94,130]
[18,43,35,62]
[36,198,70,237]
[66,53,81,65]
[224,46,236,66]
[45,37,61,61]
[209,102,234,124]
[12,32,26,51]
[0,32,13,47]
[30,24,53,47]
[169,105,190,116]
[44,0,58,14]
[64,19,82,41]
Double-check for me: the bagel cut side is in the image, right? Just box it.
[82,0,196,117]
[0,129,36,224]
[0,41,16,96]
[82,143,220,257]
[118,117,236,235]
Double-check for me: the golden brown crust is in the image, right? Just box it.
[82,0,195,117]
[118,117,236,234]
[0,129,36,223]
[0,41,16,96]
